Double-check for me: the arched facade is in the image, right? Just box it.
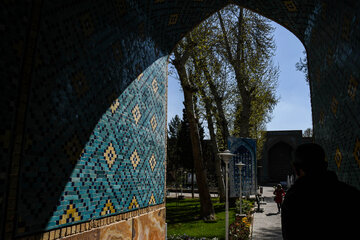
[1,0,360,239]
[268,141,294,182]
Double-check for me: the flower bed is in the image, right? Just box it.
[229,199,255,240]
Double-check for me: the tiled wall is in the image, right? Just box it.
[17,56,167,234]
[306,1,360,188]
[1,0,360,239]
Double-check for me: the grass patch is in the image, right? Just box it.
[166,198,236,240]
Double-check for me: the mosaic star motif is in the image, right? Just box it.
[101,199,116,216]
[130,149,141,169]
[57,204,82,225]
[132,104,141,125]
[104,143,117,169]
[152,77,158,93]
[128,196,139,210]
[150,115,157,131]
[149,154,156,171]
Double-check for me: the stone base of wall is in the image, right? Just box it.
[17,204,165,240]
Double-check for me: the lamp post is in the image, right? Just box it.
[218,150,235,240]
[235,162,245,216]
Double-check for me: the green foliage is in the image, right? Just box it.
[166,198,236,240]
[235,198,255,214]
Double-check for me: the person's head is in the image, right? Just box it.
[277,184,282,190]
[293,143,327,177]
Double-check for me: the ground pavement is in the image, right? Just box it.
[252,186,283,240]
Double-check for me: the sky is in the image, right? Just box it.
[167,21,313,136]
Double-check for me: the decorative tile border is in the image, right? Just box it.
[17,204,165,240]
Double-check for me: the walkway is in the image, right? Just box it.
[252,186,283,240]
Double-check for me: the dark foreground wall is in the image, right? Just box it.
[1,0,360,239]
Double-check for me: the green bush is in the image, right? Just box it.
[235,199,254,214]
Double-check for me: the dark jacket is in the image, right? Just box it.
[281,171,360,240]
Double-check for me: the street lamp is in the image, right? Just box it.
[235,162,245,216]
[218,150,235,240]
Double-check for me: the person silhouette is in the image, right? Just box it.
[273,184,285,213]
[281,143,360,240]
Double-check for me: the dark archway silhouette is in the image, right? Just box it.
[1,1,360,239]
[268,141,294,182]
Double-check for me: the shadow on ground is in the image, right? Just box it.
[252,225,283,240]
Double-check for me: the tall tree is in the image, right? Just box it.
[216,6,279,138]
[171,36,216,221]
[191,55,227,202]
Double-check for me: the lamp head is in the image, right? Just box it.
[235,162,245,170]
[218,150,235,164]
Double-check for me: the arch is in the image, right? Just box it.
[268,141,294,182]
[2,0,360,239]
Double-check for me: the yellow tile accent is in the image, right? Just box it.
[149,154,156,171]
[104,143,117,169]
[101,200,116,216]
[137,73,144,81]
[168,14,178,25]
[110,99,120,114]
[284,1,297,12]
[58,204,82,225]
[128,196,139,210]
[150,115,157,131]
[348,75,358,100]
[132,104,141,124]
[335,148,342,169]
[130,149,141,169]
[354,138,360,168]
[152,77,159,93]
[149,193,156,205]
[331,96,338,115]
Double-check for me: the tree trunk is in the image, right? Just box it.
[173,48,215,220]
[203,67,230,150]
[191,167,194,199]
[182,85,215,220]
[202,96,226,202]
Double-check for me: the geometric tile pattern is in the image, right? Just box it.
[149,154,157,171]
[44,57,167,230]
[101,200,116,216]
[132,104,142,125]
[2,0,360,238]
[104,143,117,169]
[130,149,141,170]
[57,204,82,225]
